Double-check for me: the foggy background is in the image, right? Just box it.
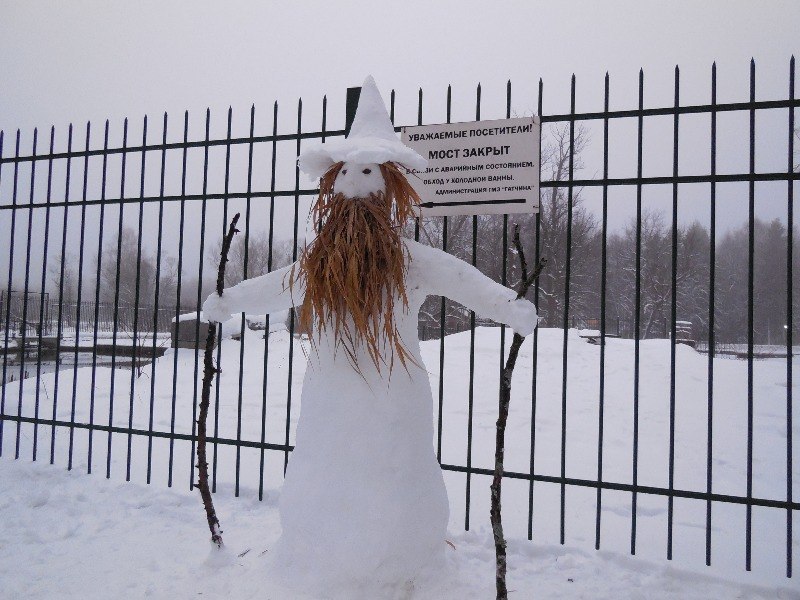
[1,1,798,327]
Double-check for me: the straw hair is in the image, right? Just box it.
[292,161,421,374]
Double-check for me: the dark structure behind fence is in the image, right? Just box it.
[0,59,798,579]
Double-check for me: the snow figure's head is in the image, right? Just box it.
[294,76,427,374]
[294,159,421,374]
[332,162,384,198]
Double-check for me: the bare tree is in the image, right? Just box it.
[522,123,598,327]
[207,231,296,288]
[48,251,78,301]
[714,218,800,344]
[99,227,157,306]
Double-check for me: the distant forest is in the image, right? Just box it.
[410,125,799,345]
[42,125,799,346]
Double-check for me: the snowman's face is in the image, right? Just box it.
[333,162,385,199]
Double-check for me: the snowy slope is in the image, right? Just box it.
[1,326,798,597]
[2,459,797,599]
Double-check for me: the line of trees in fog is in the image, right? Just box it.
[44,227,298,333]
[412,125,800,345]
[41,124,799,344]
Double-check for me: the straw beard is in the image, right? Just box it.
[293,162,421,374]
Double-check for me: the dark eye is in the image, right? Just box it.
[341,168,347,175]
[362,168,372,175]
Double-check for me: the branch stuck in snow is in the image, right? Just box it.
[492,223,545,600]
[197,213,240,549]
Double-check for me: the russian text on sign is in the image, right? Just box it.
[401,116,540,217]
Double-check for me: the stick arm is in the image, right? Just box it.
[406,240,538,336]
[201,262,305,323]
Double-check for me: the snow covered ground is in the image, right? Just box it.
[1,326,798,598]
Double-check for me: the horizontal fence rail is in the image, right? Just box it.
[0,58,798,581]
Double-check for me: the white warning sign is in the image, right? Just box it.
[401,116,540,217]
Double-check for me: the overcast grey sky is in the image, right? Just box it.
[1,1,798,130]
[1,1,799,291]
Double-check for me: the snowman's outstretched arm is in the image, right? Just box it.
[407,240,538,336]
[201,262,305,323]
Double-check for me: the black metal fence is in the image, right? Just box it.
[0,59,798,580]
[0,292,177,336]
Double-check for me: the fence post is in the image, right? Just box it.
[345,86,361,136]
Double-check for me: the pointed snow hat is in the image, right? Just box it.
[298,76,428,179]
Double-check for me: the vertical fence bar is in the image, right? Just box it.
[259,100,278,500]
[786,55,795,580]
[414,89,422,243]
[595,72,610,550]
[498,80,510,435]
[107,118,128,478]
[464,83,481,531]
[67,122,91,470]
[746,58,756,572]
[52,126,72,466]
[436,85,452,462]
[126,115,148,482]
[1,130,20,458]
[559,74,576,546]
[632,68,644,555]
[190,108,211,491]
[667,66,680,561]
[235,104,256,497]
[14,127,38,459]
[0,132,4,444]
[528,77,543,541]
[146,112,168,484]
[284,97,302,475]
[168,110,189,488]
[88,120,110,474]
[706,62,717,567]
[33,126,56,462]
[213,106,233,492]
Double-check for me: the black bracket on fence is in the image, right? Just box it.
[345,86,362,137]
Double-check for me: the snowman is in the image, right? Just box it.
[202,76,538,596]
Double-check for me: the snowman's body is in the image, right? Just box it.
[274,246,450,589]
[203,239,535,592]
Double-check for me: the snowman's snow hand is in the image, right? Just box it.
[445,540,457,551]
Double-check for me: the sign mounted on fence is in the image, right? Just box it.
[401,116,540,217]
